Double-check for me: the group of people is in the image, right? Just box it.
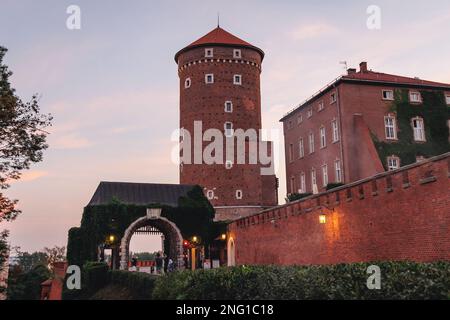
[130,251,175,274]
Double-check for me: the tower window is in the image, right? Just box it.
[205,48,214,58]
[311,168,317,191]
[409,91,422,103]
[205,74,214,84]
[411,117,426,142]
[233,49,242,59]
[224,122,234,137]
[307,108,313,118]
[206,190,215,200]
[233,74,242,85]
[387,156,400,171]
[384,115,397,140]
[225,160,233,169]
[297,114,303,125]
[235,190,243,200]
[224,101,233,113]
[184,78,191,89]
[289,143,294,162]
[290,176,296,194]
[382,90,394,100]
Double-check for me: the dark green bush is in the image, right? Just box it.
[326,183,345,191]
[110,271,158,299]
[152,262,450,300]
[83,262,109,294]
[285,193,312,203]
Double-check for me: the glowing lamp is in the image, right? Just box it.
[221,234,227,240]
[192,236,198,243]
[319,215,327,224]
[109,235,115,242]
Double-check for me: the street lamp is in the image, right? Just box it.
[221,234,227,240]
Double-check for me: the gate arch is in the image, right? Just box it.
[120,216,184,270]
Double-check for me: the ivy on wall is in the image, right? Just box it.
[373,89,450,169]
[66,186,216,266]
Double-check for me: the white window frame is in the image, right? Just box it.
[299,172,306,194]
[233,74,242,85]
[205,73,214,84]
[224,101,233,113]
[235,190,243,200]
[299,138,304,158]
[411,117,426,142]
[330,92,337,104]
[409,91,422,103]
[335,160,342,183]
[331,119,339,143]
[225,160,233,169]
[382,90,394,101]
[233,49,242,59]
[205,48,214,58]
[206,190,215,200]
[320,126,326,149]
[322,165,328,187]
[446,95,450,105]
[384,115,397,140]
[318,101,325,112]
[289,143,294,162]
[311,168,317,191]
[224,122,234,137]
[184,77,191,89]
[387,156,400,171]
[307,108,313,118]
[308,132,315,154]
[290,176,296,194]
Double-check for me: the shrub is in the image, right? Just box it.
[326,183,345,191]
[285,193,312,203]
[83,262,109,294]
[152,262,450,300]
[109,271,158,300]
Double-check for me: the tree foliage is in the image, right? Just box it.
[0,46,52,222]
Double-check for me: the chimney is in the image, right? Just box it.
[347,68,357,75]
[360,61,368,73]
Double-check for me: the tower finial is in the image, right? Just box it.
[217,12,220,28]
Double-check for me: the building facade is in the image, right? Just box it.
[281,62,450,195]
[175,27,278,220]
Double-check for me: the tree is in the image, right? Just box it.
[0,46,52,276]
[0,46,52,222]
[43,246,66,269]
[7,264,50,300]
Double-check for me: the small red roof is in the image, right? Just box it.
[175,27,264,62]
[343,70,450,88]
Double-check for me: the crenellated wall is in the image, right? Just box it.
[228,152,450,265]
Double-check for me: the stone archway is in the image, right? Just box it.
[120,215,184,270]
[227,237,236,267]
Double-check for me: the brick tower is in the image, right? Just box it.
[175,26,278,221]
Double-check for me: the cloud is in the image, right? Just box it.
[12,170,49,183]
[289,23,339,42]
[51,133,93,150]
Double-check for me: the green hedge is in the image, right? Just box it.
[83,262,110,294]
[152,262,450,300]
[110,271,158,299]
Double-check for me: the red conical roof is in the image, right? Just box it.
[175,27,264,62]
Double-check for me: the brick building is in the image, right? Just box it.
[175,27,278,220]
[281,62,450,195]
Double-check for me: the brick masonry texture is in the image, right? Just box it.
[228,153,450,265]
[177,40,278,211]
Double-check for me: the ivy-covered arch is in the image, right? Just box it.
[66,185,217,268]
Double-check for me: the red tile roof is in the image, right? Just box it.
[343,70,450,87]
[175,27,264,62]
